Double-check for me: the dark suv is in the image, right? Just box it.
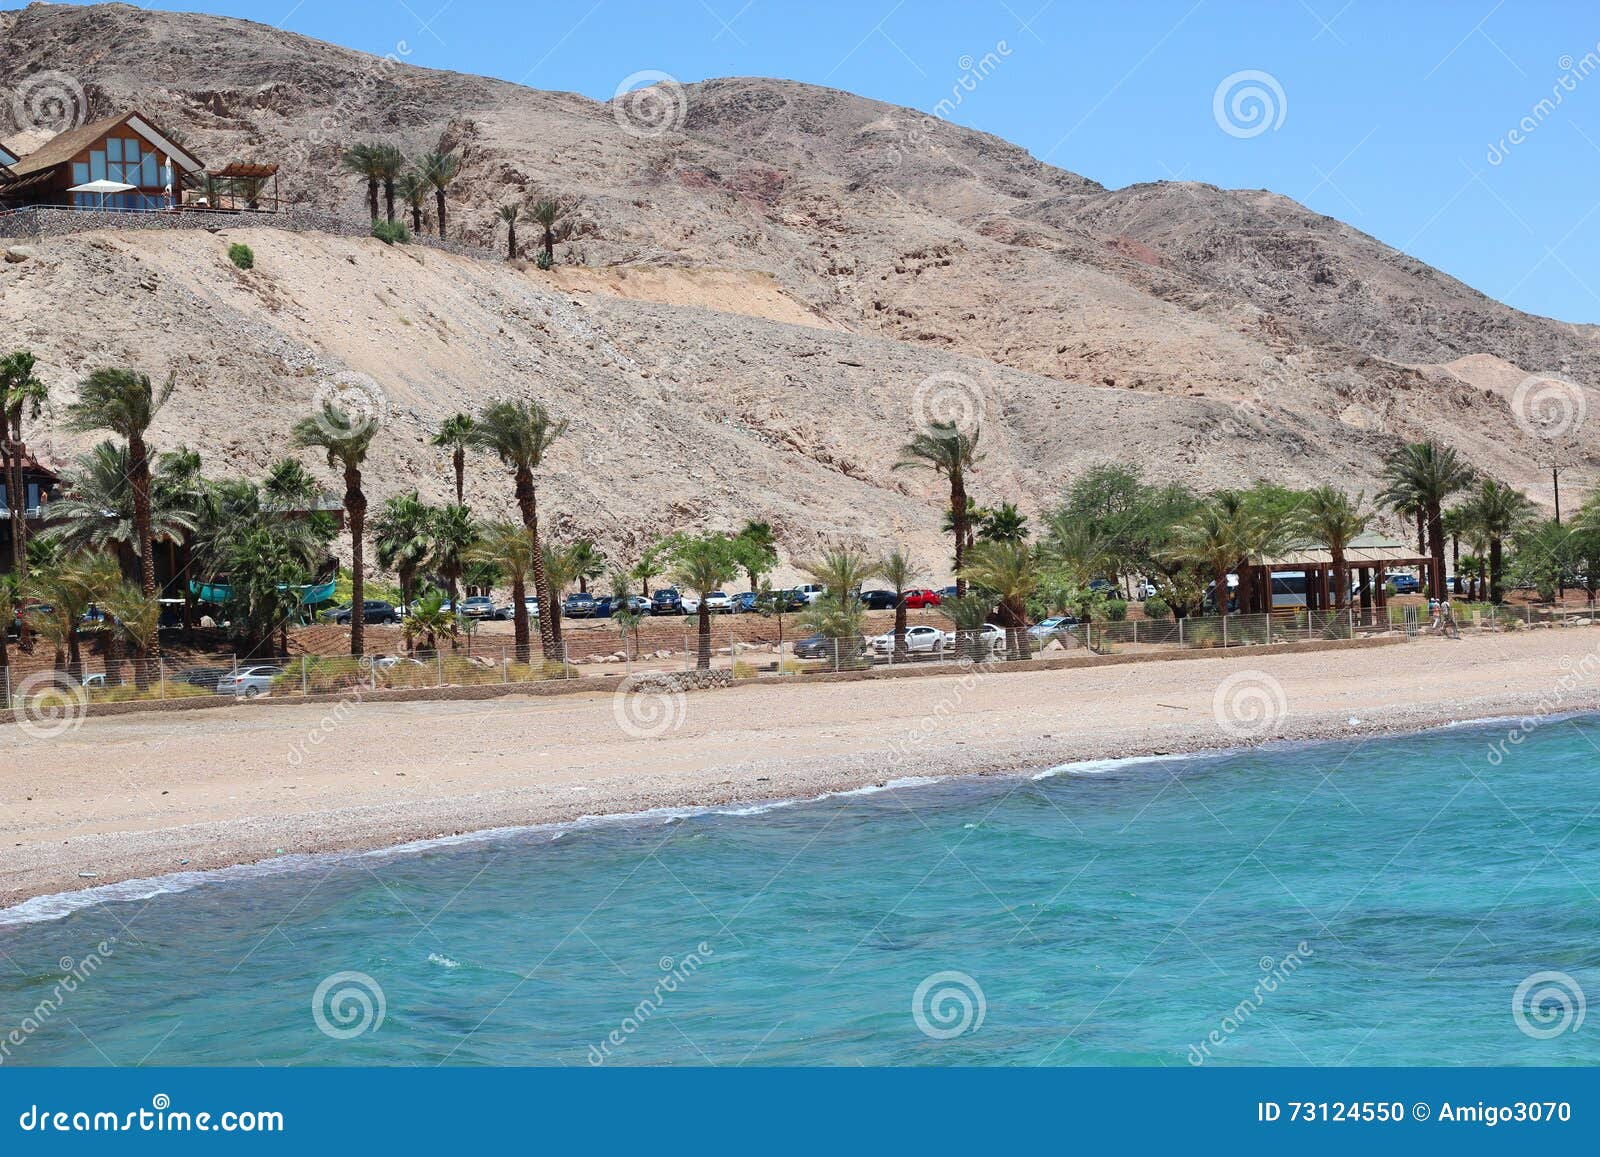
[650,588,683,615]
[331,599,401,625]
[563,592,597,618]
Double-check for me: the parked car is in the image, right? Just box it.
[622,595,652,615]
[794,583,826,605]
[870,624,946,655]
[331,600,400,625]
[1028,615,1079,643]
[859,589,900,610]
[214,665,285,699]
[591,596,615,619]
[902,588,943,609]
[943,623,1008,654]
[1135,582,1158,600]
[1390,574,1422,595]
[173,666,228,690]
[80,673,107,691]
[563,592,598,618]
[939,585,960,601]
[495,597,540,621]
[458,596,496,619]
[769,588,809,612]
[703,591,733,614]
[681,594,702,615]
[650,588,684,615]
[372,656,426,671]
[732,591,760,613]
[793,633,833,659]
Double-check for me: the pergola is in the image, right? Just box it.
[201,162,280,212]
[1249,531,1433,621]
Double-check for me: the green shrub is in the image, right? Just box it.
[371,219,411,245]
[227,243,254,270]
[1142,596,1170,620]
[535,249,553,271]
[1103,598,1129,622]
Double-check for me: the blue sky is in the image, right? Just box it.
[20,0,1600,323]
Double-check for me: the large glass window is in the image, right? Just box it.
[89,150,105,181]
[141,154,157,187]
[125,139,140,163]
[106,137,122,162]
[72,161,88,185]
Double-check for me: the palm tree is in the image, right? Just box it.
[668,532,743,670]
[978,501,1029,543]
[1167,495,1250,619]
[937,593,994,663]
[631,543,666,596]
[292,402,377,656]
[430,413,475,504]
[541,540,580,653]
[373,144,405,224]
[1441,505,1468,595]
[471,521,535,663]
[467,399,567,660]
[0,573,14,687]
[99,578,162,690]
[497,204,520,260]
[341,143,383,221]
[419,150,461,238]
[398,169,429,233]
[62,368,176,663]
[878,546,921,659]
[961,540,1038,659]
[1378,441,1474,601]
[373,491,437,609]
[528,194,578,267]
[1461,478,1533,604]
[569,539,607,594]
[1292,487,1368,611]
[402,589,456,654]
[2,350,49,578]
[800,543,876,668]
[895,421,982,595]
[431,503,478,616]
[42,441,198,563]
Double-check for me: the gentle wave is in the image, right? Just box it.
[0,777,950,928]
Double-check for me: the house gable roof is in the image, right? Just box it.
[0,142,17,170]
[6,110,204,179]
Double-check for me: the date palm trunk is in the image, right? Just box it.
[345,462,367,657]
[515,466,556,661]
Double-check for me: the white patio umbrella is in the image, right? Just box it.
[67,178,136,209]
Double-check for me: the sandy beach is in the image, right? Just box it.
[4,628,1597,913]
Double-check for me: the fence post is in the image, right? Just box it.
[502,646,509,683]
[158,658,166,700]
[1178,618,1184,648]
[1222,617,1229,648]
[301,655,309,696]
[436,649,444,688]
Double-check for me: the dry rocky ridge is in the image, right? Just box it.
[1,1,1596,571]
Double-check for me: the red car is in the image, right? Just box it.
[902,588,943,609]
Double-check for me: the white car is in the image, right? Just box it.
[681,594,702,615]
[870,624,946,655]
[794,583,826,605]
[495,598,540,621]
[215,665,285,698]
[703,591,733,613]
[941,624,1008,654]
[371,656,427,671]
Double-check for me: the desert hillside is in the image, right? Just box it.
[1,1,1596,569]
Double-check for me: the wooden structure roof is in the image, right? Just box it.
[3,110,204,180]
[209,162,279,179]
[1255,532,1429,571]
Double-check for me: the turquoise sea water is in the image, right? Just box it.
[3,717,1599,1067]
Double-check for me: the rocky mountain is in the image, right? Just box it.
[1,1,1595,573]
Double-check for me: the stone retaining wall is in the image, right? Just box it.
[0,205,491,260]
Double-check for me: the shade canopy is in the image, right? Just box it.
[67,179,136,194]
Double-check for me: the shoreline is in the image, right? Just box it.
[4,630,1598,922]
[1,707,1574,930]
